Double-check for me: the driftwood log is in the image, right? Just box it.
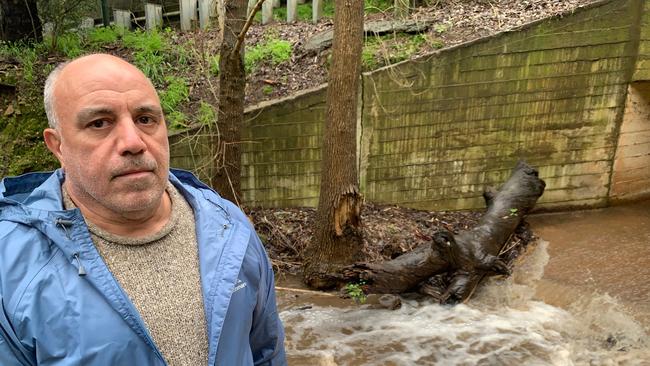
[343,161,546,304]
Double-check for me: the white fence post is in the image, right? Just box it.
[80,17,94,30]
[248,0,256,15]
[198,0,215,29]
[287,0,297,22]
[145,3,163,30]
[180,0,198,31]
[113,9,132,31]
[312,0,322,23]
[262,0,273,24]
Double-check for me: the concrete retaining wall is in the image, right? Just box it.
[170,0,650,210]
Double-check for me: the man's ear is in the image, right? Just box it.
[43,128,64,165]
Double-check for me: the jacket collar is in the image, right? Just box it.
[0,168,226,212]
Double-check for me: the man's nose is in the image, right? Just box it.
[115,119,147,155]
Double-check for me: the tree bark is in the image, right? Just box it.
[0,0,41,43]
[343,161,546,304]
[303,0,365,290]
[214,0,246,204]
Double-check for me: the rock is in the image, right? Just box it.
[3,104,14,116]
[378,294,402,310]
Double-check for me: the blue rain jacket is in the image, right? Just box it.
[0,169,286,365]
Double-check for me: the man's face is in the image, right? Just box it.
[44,55,169,219]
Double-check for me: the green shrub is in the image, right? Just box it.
[88,26,119,46]
[166,111,188,131]
[17,48,38,82]
[159,76,189,115]
[197,101,216,126]
[123,29,168,84]
[245,35,292,73]
[123,29,166,53]
[55,32,83,58]
[344,282,367,304]
[209,55,220,76]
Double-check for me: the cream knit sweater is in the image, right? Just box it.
[64,184,209,365]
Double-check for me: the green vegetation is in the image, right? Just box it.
[434,23,450,34]
[123,29,168,84]
[38,0,96,50]
[262,85,274,95]
[88,26,120,47]
[197,101,217,126]
[365,0,393,13]
[361,33,444,71]
[344,282,367,304]
[0,111,59,177]
[54,33,84,58]
[159,76,189,116]
[245,34,292,73]
[209,55,220,77]
[166,111,188,130]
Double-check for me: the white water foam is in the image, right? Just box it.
[280,241,650,365]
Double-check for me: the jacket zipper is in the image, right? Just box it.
[55,218,87,276]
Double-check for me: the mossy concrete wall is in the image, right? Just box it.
[611,82,650,201]
[170,0,650,210]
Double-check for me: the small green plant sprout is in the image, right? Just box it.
[509,208,518,216]
[197,101,217,126]
[159,76,189,115]
[434,23,450,34]
[262,85,274,95]
[344,281,367,305]
[88,26,119,47]
[244,34,292,73]
[209,55,220,76]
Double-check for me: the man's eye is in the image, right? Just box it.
[137,116,155,125]
[89,120,108,128]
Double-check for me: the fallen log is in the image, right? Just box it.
[302,19,435,54]
[343,161,546,304]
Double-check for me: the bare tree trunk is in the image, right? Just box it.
[214,0,246,204]
[0,0,41,42]
[303,0,365,290]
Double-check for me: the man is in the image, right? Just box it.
[0,54,286,365]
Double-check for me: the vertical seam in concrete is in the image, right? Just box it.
[606,0,644,204]
[357,73,364,191]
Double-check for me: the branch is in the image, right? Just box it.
[232,0,266,59]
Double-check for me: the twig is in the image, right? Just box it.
[275,286,337,297]
[233,0,266,59]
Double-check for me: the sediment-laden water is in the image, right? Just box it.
[278,201,650,365]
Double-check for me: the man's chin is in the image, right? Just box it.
[109,189,165,213]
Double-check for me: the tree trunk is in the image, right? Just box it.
[0,0,41,43]
[214,0,246,204]
[343,161,546,304]
[303,0,365,290]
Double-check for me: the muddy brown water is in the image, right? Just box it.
[276,200,650,365]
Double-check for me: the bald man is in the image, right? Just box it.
[0,54,286,365]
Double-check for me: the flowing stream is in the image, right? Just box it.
[277,201,650,365]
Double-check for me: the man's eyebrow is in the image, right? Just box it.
[76,107,115,122]
[134,105,163,116]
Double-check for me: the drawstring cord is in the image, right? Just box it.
[55,218,87,276]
